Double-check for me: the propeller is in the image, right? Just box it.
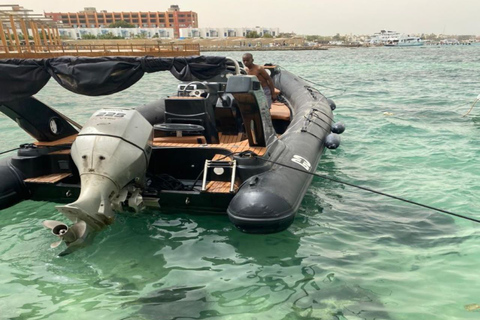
[43,220,88,251]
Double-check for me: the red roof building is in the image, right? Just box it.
[44,5,198,38]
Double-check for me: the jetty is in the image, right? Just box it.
[0,41,200,59]
[0,5,200,59]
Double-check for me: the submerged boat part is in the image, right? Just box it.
[43,220,91,255]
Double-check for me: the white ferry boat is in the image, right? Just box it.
[385,35,424,47]
[370,30,424,47]
[369,30,400,45]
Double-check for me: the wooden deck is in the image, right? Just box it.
[35,134,77,147]
[25,97,288,195]
[0,43,200,59]
[205,180,239,193]
[153,133,266,157]
[153,133,264,194]
[24,173,71,184]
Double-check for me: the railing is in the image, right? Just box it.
[0,43,200,58]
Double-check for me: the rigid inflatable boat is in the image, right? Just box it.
[0,56,344,254]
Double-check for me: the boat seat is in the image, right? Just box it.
[270,102,291,121]
[164,96,219,144]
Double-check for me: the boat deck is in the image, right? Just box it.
[28,98,291,194]
[153,133,267,156]
[24,173,72,184]
[153,133,265,194]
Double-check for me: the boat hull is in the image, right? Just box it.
[0,158,29,209]
[227,68,332,233]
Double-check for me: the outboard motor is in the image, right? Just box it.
[45,109,152,253]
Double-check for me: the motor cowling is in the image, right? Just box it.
[55,109,153,233]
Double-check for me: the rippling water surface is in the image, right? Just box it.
[1,46,479,319]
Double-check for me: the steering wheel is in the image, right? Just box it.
[225,57,241,75]
[182,81,211,99]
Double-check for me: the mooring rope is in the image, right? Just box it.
[236,151,480,224]
[462,96,480,117]
[0,147,20,156]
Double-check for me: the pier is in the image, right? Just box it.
[0,5,199,59]
[0,42,200,59]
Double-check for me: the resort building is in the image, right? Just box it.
[59,27,175,40]
[179,27,280,39]
[44,5,198,38]
[57,26,280,41]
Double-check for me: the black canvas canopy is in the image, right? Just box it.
[0,56,227,103]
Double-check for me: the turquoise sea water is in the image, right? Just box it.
[0,46,479,319]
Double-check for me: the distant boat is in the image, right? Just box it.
[369,30,400,45]
[369,30,424,47]
[440,39,460,45]
[385,35,424,47]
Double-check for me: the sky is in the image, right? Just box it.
[11,0,480,35]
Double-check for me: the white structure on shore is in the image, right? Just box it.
[179,27,279,39]
[58,26,280,40]
[59,27,175,40]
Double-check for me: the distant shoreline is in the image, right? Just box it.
[204,46,330,51]
[61,39,361,51]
